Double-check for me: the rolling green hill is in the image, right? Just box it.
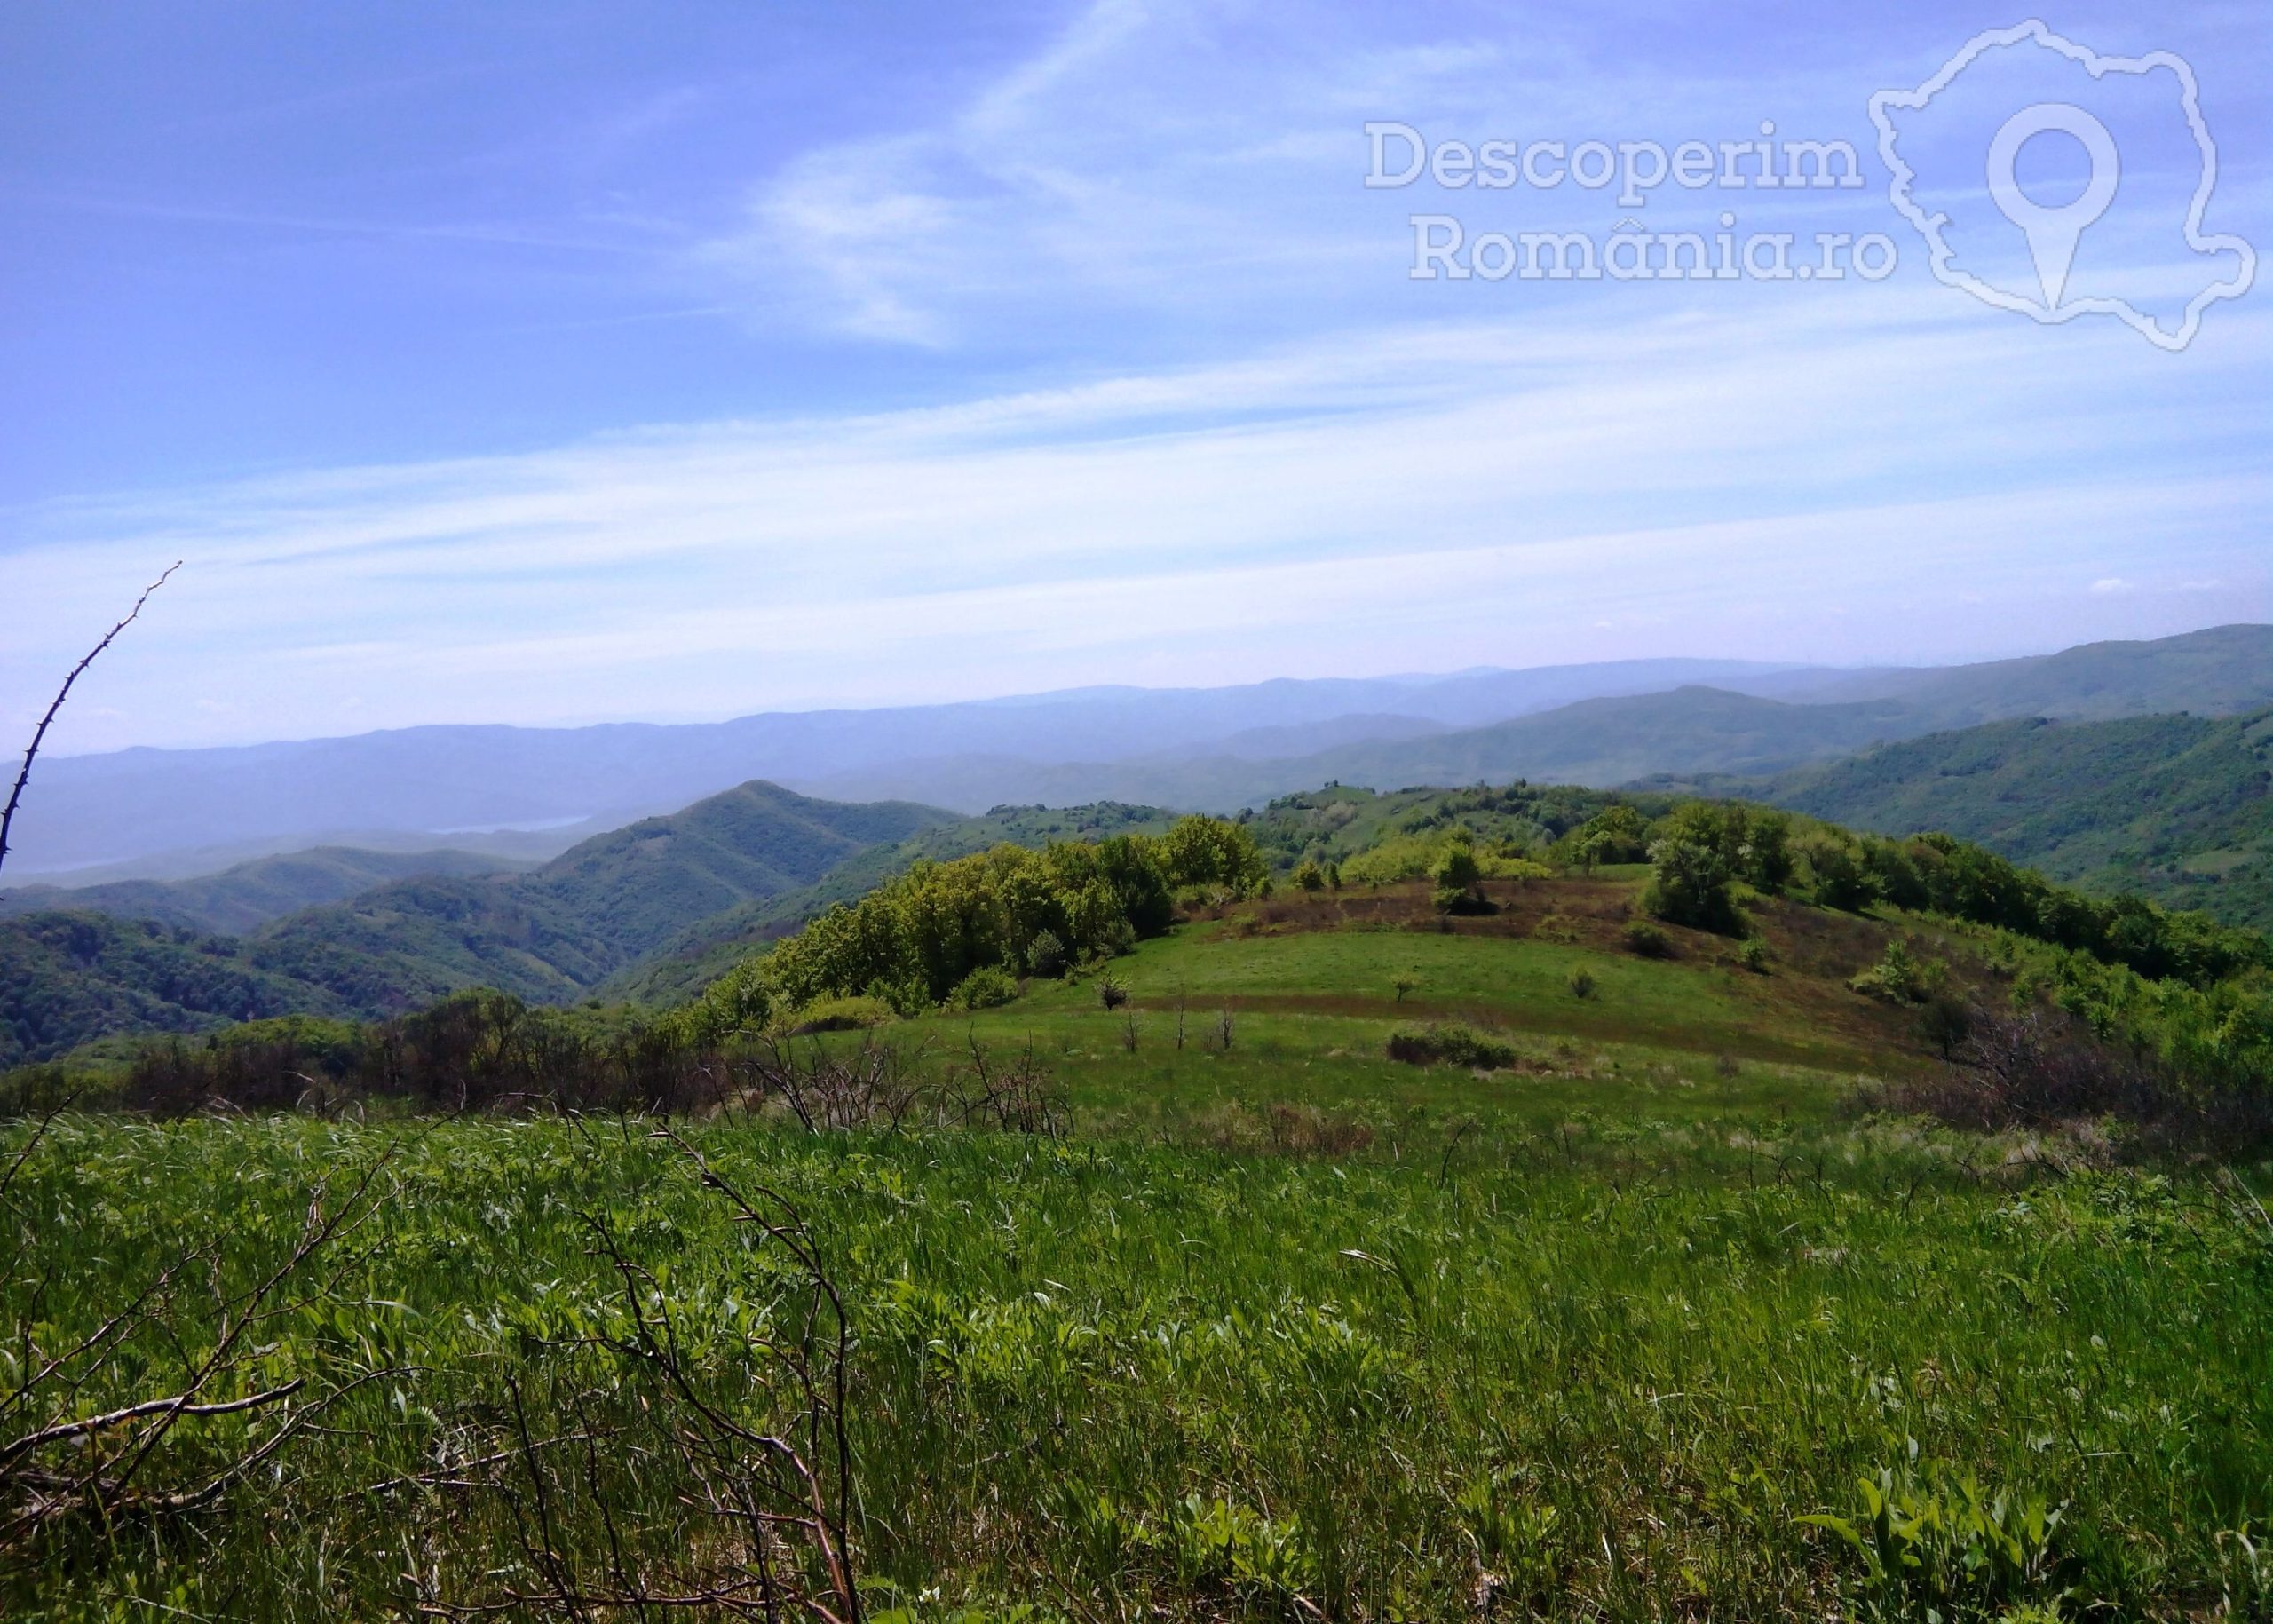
[1735,709,2273,929]
[602,800,1177,1004]
[14,796,2272,1620]
[0,845,529,935]
[0,781,954,1066]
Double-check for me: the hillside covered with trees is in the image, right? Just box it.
[1746,709,2273,929]
[0,780,952,1066]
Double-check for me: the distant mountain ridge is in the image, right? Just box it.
[10,623,2270,884]
[801,626,2273,812]
[8,655,1824,875]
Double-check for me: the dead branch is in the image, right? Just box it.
[432,1136,867,1622]
[0,1139,397,1548]
[0,560,179,882]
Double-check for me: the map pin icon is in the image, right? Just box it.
[1986,104,2119,311]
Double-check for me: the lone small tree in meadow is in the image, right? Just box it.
[1431,836,1488,914]
[1642,828,1745,937]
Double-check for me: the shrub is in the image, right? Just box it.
[1566,968,1597,1001]
[1850,939,1944,1005]
[1430,837,1492,914]
[788,994,894,1034]
[1097,978,1129,1011]
[1881,1006,2269,1141]
[1386,1022,1517,1070]
[1293,859,1326,892]
[1642,835,1746,936]
[1160,814,1269,897]
[1738,937,1772,974]
[1433,838,1482,891]
[1564,804,1651,871]
[1025,929,1068,978]
[1622,921,1671,958]
[1391,972,1419,1003]
[1805,836,1880,913]
[950,965,1019,1010]
[1917,994,1972,1059]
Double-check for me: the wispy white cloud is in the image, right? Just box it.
[5,288,2264,749]
[688,0,1986,347]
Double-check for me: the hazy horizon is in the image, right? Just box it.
[29,623,2269,761]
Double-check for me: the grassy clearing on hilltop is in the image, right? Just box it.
[5,793,2272,1620]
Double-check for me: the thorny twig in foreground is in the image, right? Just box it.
[0,560,179,881]
[0,1137,399,1547]
[423,1134,865,1622]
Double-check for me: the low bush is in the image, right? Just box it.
[1849,939,1944,1005]
[1622,921,1671,959]
[950,964,1020,1010]
[788,994,895,1034]
[1386,1022,1517,1071]
[1566,968,1597,1001]
[1532,913,1582,945]
[1880,1005,2273,1146]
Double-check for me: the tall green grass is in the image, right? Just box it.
[5,1112,2267,1620]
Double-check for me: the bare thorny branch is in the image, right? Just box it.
[423,1134,867,1623]
[0,1136,402,1549]
[0,560,179,884]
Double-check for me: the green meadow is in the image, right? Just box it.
[8,891,2271,1620]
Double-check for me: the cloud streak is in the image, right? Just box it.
[5,286,2264,750]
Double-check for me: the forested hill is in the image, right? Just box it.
[0,846,529,935]
[602,801,1177,1006]
[0,781,952,1067]
[1738,709,2273,930]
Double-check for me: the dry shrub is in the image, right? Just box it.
[1186,1101,1374,1159]
[1387,1023,1517,1071]
[1882,1005,2273,1149]
[1266,1103,1376,1157]
[1532,914,1583,945]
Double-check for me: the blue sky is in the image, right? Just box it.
[2,1,2267,751]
